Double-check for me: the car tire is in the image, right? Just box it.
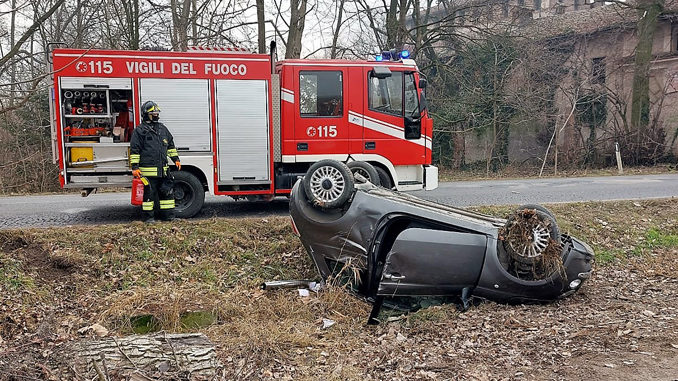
[303,159,355,209]
[374,166,393,189]
[517,203,556,220]
[503,209,560,265]
[172,171,205,218]
[347,161,381,186]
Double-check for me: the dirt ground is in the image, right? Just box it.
[0,198,677,380]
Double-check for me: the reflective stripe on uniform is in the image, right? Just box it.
[140,167,158,177]
[130,154,140,164]
[159,199,175,209]
[142,201,154,211]
[167,149,179,158]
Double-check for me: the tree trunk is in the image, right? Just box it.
[52,333,222,379]
[398,0,408,47]
[10,0,17,107]
[192,0,198,46]
[286,0,308,59]
[330,0,346,58]
[257,0,266,53]
[386,0,399,48]
[488,43,499,175]
[630,0,663,159]
[170,0,192,51]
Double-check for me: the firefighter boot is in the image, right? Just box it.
[158,178,176,221]
[142,181,156,223]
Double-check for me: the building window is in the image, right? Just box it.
[503,0,509,16]
[534,0,542,10]
[574,0,580,10]
[591,57,606,84]
[369,71,404,116]
[518,0,525,6]
[672,24,678,53]
[299,71,343,117]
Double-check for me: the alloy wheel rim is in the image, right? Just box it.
[509,223,551,258]
[309,165,346,203]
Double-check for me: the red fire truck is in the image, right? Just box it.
[49,45,437,218]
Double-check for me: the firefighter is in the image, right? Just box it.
[130,101,181,222]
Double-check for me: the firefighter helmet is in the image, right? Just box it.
[141,101,161,122]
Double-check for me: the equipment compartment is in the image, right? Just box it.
[58,78,136,186]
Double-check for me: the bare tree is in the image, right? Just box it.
[329,0,346,58]
[0,0,66,68]
[257,0,266,53]
[286,0,308,58]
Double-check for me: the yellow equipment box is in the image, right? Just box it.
[69,146,94,167]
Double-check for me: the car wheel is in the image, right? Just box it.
[172,171,205,218]
[374,166,393,189]
[347,161,381,186]
[502,209,560,265]
[517,203,556,220]
[303,159,355,209]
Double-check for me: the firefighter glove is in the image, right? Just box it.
[175,161,181,171]
[132,169,142,178]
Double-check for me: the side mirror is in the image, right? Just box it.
[372,66,392,79]
[419,78,427,89]
[419,92,428,113]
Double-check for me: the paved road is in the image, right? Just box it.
[1,173,677,229]
[410,173,678,206]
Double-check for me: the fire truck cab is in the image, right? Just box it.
[49,47,437,218]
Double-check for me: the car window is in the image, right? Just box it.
[368,71,403,116]
[299,71,343,117]
[404,73,419,116]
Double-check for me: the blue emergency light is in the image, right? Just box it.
[374,49,412,61]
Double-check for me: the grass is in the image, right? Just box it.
[1,198,677,379]
[438,163,677,182]
[0,254,33,291]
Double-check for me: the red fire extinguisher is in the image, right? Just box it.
[131,177,147,206]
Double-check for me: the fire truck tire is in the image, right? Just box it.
[303,159,355,209]
[374,166,393,189]
[347,161,381,186]
[172,171,205,218]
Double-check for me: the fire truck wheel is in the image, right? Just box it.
[172,171,205,218]
[347,161,381,186]
[374,166,393,189]
[303,159,355,209]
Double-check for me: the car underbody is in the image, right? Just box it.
[289,160,594,323]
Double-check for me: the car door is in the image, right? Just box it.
[293,67,349,156]
[362,69,426,165]
[375,227,487,296]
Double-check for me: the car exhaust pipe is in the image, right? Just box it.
[260,279,315,290]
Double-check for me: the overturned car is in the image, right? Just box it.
[289,160,594,323]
